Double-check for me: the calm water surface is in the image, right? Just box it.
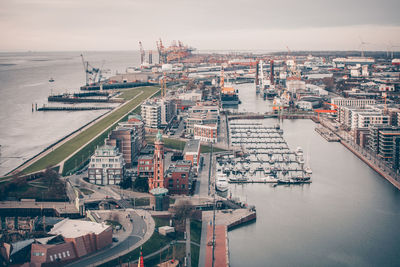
[0,51,141,175]
[227,84,400,267]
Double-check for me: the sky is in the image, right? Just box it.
[1,0,400,52]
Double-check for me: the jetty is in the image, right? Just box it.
[315,127,340,142]
[37,106,113,111]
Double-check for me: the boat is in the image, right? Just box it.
[295,146,303,156]
[264,166,271,174]
[304,166,312,174]
[277,178,302,185]
[297,156,305,164]
[49,77,55,82]
[216,174,229,192]
[264,87,278,100]
[220,69,240,105]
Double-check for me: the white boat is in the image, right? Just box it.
[298,156,305,164]
[264,166,271,174]
[304,166,312,174]
[216,174,229,192]
[295,146,303,156]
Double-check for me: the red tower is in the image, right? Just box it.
[149,131,165,190]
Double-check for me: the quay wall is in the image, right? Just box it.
[341,141,400,190]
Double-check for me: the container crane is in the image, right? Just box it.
[80,54,102,86]
[139,41,145,66]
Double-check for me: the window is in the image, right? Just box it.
[62,252,66,258]
[66,251,70,257]
[58,253,62,259]
[182,184,185,189]
[50,255,53,261]
[54,254,57,259]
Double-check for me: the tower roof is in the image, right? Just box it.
[156,130,163,142]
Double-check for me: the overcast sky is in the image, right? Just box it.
[1,0,400,52]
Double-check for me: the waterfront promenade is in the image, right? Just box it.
[319,117,400,190]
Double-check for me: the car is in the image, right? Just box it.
[112,237,119,242]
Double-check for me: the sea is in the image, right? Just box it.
[0,52,399,266]
[0,51,141,176]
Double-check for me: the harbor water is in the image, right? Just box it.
[0,51,141,175]
[227,84,400,267]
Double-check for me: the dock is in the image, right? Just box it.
[202,208,256,267]
[219,119,311,182]
[315,127,340,142]
[37,106,113,111]
[202,208,256,230]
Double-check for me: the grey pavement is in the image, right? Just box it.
[186,218,192,267]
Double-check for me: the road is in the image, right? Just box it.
[67,209,153,267]
[186,218,192,267]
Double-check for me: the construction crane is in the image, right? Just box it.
[139,41,145,66]
[80,54,103,86]
[156,38,167,64]
[359,37,370,57]
[314,102,338,121]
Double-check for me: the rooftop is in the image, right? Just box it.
[183,139,200,154]
[49,219,110,238]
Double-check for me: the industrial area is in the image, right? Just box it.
[1,38,400,267]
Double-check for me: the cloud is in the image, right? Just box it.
[0,0,399,51]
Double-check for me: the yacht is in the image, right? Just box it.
[216,174,229,192]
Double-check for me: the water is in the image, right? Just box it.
[227,84,400,266]
[0,51,141,175]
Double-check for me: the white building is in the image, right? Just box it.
[286,79,306,93]
[349,109,389,130]
[141,100,162,129]
[331,98,376,108]
[141,99,175,128]
[296,101,313,111]
[379,84,395,92]
[88,145,124,185]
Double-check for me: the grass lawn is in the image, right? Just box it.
[21,86,159,175]
[0,176,67,201]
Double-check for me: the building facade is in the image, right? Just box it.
[183,139,201,172]
[88,145,124,185]
[148,131,165,190]
[193,124,218,143]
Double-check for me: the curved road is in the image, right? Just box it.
[66,210,150,267]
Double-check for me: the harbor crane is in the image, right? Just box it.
[80,54,103,86]
[314,102,338,121]
[139,41,145,66]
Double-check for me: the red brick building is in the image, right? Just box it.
[137,154,154,177]
[30,219,112,266]
[194,123,218,143]
[165,165,192,195]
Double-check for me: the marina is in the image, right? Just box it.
[215,119,312,185]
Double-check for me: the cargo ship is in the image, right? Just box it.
[220,69,240,106]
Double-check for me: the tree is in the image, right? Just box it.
[133,177,148,192]
[173,200,194,231]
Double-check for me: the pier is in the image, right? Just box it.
[315,127,340,142]
[37,106,113,111]
[202,209,256,267]
[220,119,311,183]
